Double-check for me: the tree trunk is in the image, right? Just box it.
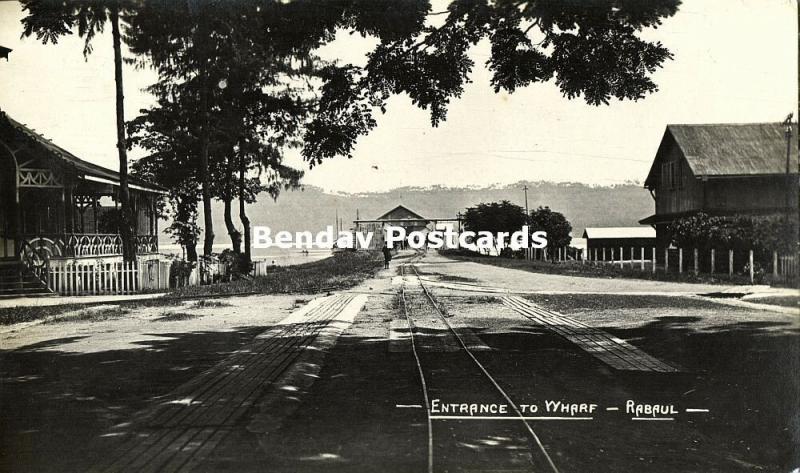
[199,62,214,256]
[110,6,135,261]
[176,195,198,263]
[185,241,198,262]
[224,154,241,253]
[239,153,251,265]
[223,197,241,253]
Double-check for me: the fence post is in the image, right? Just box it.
[773,251,778,278]
[640,247,645,271]
[710,249,715,274]
[652,247,657,274]
[728,250,734,278]
[664,248,669,272]
[749,250,754,284]
[602,248,606,262]
[619,247,623,268]
[693,248,698,275]
[678,248,683,274]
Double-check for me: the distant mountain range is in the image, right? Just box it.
[162,181,654,246]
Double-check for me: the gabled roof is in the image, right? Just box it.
[644,123,799,187]
[0,46,11,61]
[376,205,426,221]
[1,111,165,194]
[582,227,656,240]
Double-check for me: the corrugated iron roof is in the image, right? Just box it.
[645,122,799,187]
[582,227,656,240]
[376,205,426,221]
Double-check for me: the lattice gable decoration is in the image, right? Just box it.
[17,167,64,188]
[14,137,78,190]
[2,114,73,189]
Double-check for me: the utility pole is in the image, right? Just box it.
[783,113,794,209]
[523,185,529,217]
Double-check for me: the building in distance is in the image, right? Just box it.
[639,122,799,246]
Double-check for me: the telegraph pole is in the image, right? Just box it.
[523,185,529,218]
[783,113,793,209]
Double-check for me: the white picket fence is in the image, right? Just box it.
[252,259,272,277]
[582,246,797,284]
[47,257,171,296]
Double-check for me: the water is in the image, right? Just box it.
[160,244,332,267]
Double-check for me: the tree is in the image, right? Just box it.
[529,206,571,255]
[128,91,203,261]
[463,200,526,252]
[303,0,680,164]
[126,0,325,258]
[21,0,138,260]
[667,212,798,267]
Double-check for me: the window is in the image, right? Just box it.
[662,161,674,189]
[661,161,683,190]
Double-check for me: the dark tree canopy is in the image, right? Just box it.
[667,212,798,261]
[529,205,571,249]
[303,0,680,164]
[463,200,527,248]
[17,0,681,262]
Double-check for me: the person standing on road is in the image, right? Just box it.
[382,243,392,269]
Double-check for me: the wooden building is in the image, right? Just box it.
[639,122,799,246]
[0,111,165,296]
[353,205,460,250]
[582,227,656,260]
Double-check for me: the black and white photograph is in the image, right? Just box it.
[0,0,798,471]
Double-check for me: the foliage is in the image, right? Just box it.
[529,206,572,250]
[171,251,382,297]
[21,0,137,259]
[18,1,682,266]
[169,258,195,289]
[303,0,680,163]
[463,200,527,249]
[97,208,122,234]
[126,0,314,256]
[218,249,251,280]
[20,0,125,57]
[667,212,798,263]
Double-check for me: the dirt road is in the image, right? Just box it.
[1,251,797,472]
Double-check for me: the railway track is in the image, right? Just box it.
[399,256,561,473]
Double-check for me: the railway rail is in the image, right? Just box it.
[399,255,561,473]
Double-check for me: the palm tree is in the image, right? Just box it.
[21,0,137,261]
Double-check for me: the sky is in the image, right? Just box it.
[0,0,796,193]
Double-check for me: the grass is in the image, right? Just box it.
[522,293,755,313]
[0,299,185,326]
[413,267,478,283]
[43,306,131,325]
[154,311,203,322]
[745,295,799,308]
[440,249,759,285]
[185,300,231,309]
[0,252,382,326]
[462,295,500,304]
[171,251,383,297]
